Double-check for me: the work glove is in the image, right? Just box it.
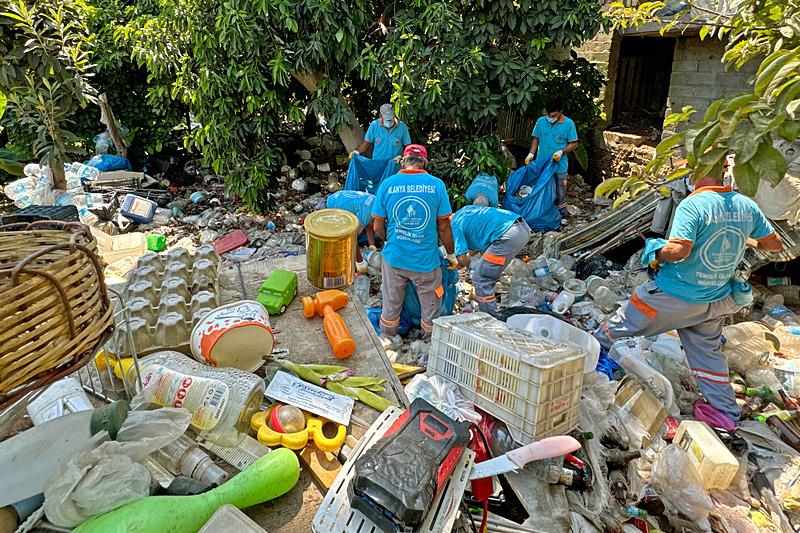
[356,260,368,274]
[368,245,377,252]
[524,152,534,165]
[552,150,563,162]
[349,150,359,160]
[446,253,458,270]
[393,155,402,164]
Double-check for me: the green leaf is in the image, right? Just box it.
[704,98,724,122]
[594,177,626,198]
[732,162,759,196]
[749,142,788,186]
[727,120,759,163]
[699,25,709,40]
[778,120,800,141]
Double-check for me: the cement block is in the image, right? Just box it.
[673,60,699,73]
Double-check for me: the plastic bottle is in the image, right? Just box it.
[68,162,101,182]
[151,435,229,486]
[773,325,800,356]
[546,258,574,284]
[530,256,550,278]
[769,306,800,327]
[128,351,265,447]
[605,449,641,470]
[551,289,576,315]
[354,274,370,304]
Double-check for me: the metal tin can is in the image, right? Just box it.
[304,208,359,290]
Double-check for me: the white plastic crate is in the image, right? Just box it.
[429,313,585,444]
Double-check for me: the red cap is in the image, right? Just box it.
[403,144,427,159]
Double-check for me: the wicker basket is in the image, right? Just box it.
[0,222,114,408]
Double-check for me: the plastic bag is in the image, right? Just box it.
[651,444,714,526]
[87,154,131,172]
[405,375,481,423]
[344,154,398,194]
[746,366,782,391]
[44,408,191,527]
[502,159,561,231]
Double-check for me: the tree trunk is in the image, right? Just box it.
[51,155,67,190]
[292,71,365,152]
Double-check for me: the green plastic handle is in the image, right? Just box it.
[73,447,300,533]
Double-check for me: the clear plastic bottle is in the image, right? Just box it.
[128,351,265,447]
[354,273,370,304]
[530,256,550,278]
[768,306,800,327]
[773,326,800,357]
[67,162,101,182]
[546,258,574,284]
[551,289,576,314]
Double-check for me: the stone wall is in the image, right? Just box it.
[663,36,758,134]
[574,29,620,127]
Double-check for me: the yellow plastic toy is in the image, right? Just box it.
[250,404,346,453]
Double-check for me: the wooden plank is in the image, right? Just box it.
[299,444,343,492]
[218,254,408,531]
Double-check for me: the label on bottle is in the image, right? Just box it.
[790,327,800,335]
[770,306,793,317]
[139,364,230,430]
[558,469,575,485]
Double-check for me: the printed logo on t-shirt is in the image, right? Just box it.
[393,197,431,232]
[699,228,745,273]
[375,137,382,144]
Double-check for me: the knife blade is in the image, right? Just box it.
[469,435,581,480]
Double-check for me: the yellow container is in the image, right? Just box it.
[674,420,739,490]
[305,208,359,290]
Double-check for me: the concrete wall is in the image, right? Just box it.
[575,33,757,130]
[663,36,758,134]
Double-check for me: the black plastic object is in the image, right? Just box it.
[1,205,79,225]
[350,398,471,531]
[574,254,623,280]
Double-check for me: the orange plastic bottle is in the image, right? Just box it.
[302,290,356,359]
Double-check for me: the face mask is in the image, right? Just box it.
[547,115,559,124]
[382,119,394,128]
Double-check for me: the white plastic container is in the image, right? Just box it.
[199,505,265,532]
[673,420,739,490]
[507,314,600,374]
[429,313,585,443]
[26,377,93,425]
[90,226,148,266]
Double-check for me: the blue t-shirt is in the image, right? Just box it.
[464,173,499,207]
[371,169,452,272]
[656,187,775,303]
[532,115,578,174]
[326,190,375,229]
[365,119,411,160]
[451,206,520,256]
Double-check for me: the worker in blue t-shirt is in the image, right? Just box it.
[451,206,531,315]
[325,190,377,264]
[371,144,455,340]
[594,161,783,429]
[525,98,579,217]
[350,104,411,162]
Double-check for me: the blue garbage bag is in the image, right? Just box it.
[344,155,399,194]
[365,306,412,336]
[402,257,458,330]
[86,154,131,172]
[502,159,561,231]
[465,172,499,207]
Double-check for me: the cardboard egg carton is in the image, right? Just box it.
[107,245,221,357]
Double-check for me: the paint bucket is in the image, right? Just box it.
[304,208,359,290]
[190,300,274,372]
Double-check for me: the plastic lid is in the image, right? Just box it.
[90,400,130,440]
[304,208,359,238]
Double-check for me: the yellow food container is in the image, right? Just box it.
[304,208,358,290]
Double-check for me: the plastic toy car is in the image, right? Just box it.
[257,270,298,315]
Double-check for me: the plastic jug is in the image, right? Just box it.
[551,290,576,315]
[673,420,738,490]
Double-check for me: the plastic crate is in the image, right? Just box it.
[429,312,585,444]
[1,205,79,226]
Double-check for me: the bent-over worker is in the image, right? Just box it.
[525,99,579,216]
[451,206,531,315]
[324,190,377,264]
[593,164,782,428]
[371,144,454,340]
[351,104,411,162]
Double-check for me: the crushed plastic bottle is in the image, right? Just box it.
[773,326,800,357]
[354,273,370,304]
